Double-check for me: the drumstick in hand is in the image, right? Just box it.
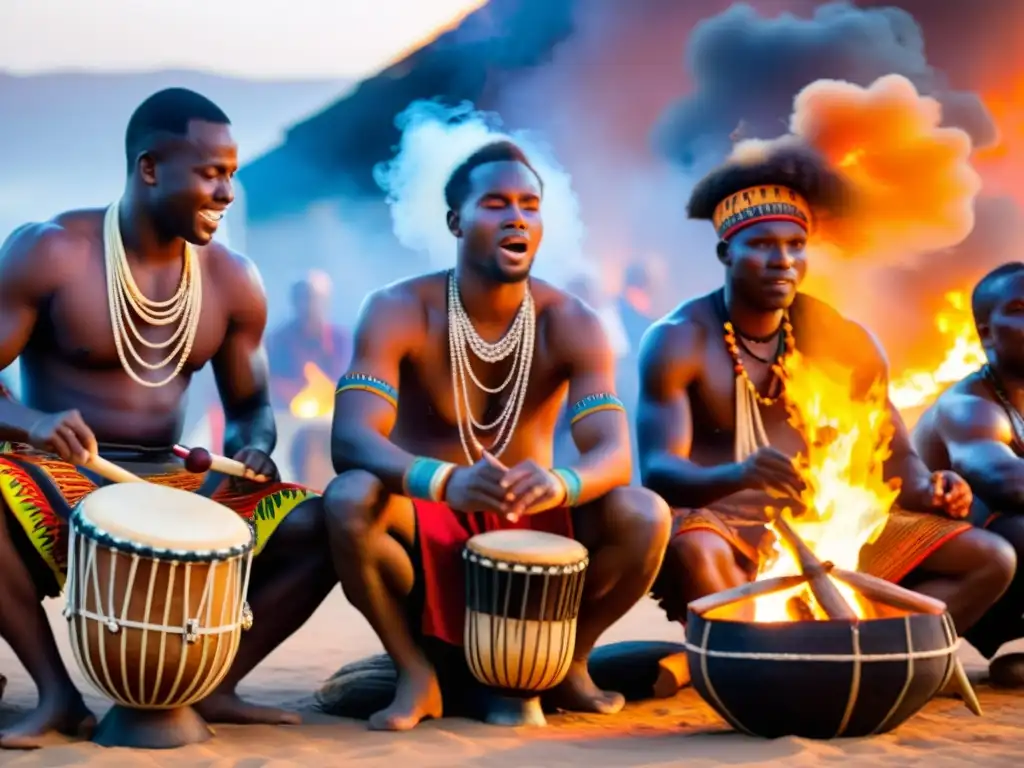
[172,444,269,483]
[83,455,145,484]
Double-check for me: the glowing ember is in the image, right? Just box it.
[289,362,336,420]
[753,349,901,623]
[888,291,985,411]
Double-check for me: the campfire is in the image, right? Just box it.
[753,348,899,623]
[289,362,336,420]
[682,347,980,739]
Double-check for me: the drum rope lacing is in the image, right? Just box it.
[448,269,536,464]
[103,201,204,388]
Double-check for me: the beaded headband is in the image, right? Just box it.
[712,185,812,241]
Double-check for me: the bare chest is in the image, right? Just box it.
[42,254,228,372]
[691,343,800,456]
[397,325,565,436]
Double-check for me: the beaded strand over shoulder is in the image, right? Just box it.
[447,269,536,465]
[103,202,204,388]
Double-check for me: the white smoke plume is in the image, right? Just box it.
[373,100,589,287]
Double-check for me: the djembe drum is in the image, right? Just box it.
[462,530,588,726]
[64,482,255,749]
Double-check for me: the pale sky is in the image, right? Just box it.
[1,0,487,80]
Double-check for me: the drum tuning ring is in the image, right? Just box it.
[241,601,254,631]
[106,619,120,634]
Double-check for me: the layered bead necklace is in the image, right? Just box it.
[103,202,203,388]
[713,289,795,461]
[447,269,536,465]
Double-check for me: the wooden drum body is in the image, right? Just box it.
[64,483,255,749]
[463,530,588,726]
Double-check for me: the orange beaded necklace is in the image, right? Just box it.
[714,288,795,407]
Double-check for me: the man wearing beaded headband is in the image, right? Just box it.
[0,88,335,746]
[912,262,1024,688]
[636,143,1015,689]
[325,140,670,731]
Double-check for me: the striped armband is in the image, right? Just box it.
[336,373,398,409]
[569,392,625,426]
[551,467,583,507]
[403,457,457,503]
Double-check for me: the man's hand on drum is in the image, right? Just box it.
[444,452,513,515]
[27,409,98,465]
[230,447,280,489]
[497,458,566,522]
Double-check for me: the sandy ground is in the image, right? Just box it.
[0,591,1021,767]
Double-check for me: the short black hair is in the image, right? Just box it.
[971,261,1024,327]
[686,142,847,224]
[124,88,230,174]
[443,140,543,211]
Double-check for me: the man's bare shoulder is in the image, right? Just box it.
[533,278,603,334]
[355,271,447,332]
[639,293,717,366]
[932,374,1010,442]
[0,210,100,285]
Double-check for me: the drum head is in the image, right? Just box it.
[466,530,587,566]
[77,482,252,552]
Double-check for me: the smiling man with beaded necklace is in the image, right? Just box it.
[0,88,333,746]
[326,139,670,731]
[636,142,1015,693]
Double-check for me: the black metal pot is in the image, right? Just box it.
[685,608,958,738]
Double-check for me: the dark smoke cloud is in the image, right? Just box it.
[652,2,997,168]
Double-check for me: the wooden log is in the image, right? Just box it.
[830,568,947,615]
[688,574,809,616]
[772,516,858,621]
[653,652,690,699]
[588,641,689,701]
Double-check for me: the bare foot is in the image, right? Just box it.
[368,668,442,731]
[544,661,625,715]
[194,693,301,725]
[0,696,95,750]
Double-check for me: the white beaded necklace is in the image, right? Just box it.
[447,269,535,464]
[103,202,203,388]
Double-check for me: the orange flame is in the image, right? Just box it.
[888,291,985,411]
[753,349,900,622]
[288,362,336,420]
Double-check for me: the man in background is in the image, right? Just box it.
[266,270,352,410]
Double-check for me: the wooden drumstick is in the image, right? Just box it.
[172,444,269,483]
[83,455,145,484]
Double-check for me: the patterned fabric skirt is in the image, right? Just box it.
[0,444,317,597]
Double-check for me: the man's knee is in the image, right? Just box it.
[323,469,387,542]
[667,529,736,575]
[978,530,1018,591]
[599,486,671,553]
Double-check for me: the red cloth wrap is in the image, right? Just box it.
[415,500,574,647]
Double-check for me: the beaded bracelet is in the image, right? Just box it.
[551,467,583,507]
[403,457,457,503]
[569,392,625,426]
[336,373,398,409]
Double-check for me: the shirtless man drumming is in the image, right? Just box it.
[635,144,1015,672]
[0,88,333,747]
[325,140,670,731]
[912,261,1024,687]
